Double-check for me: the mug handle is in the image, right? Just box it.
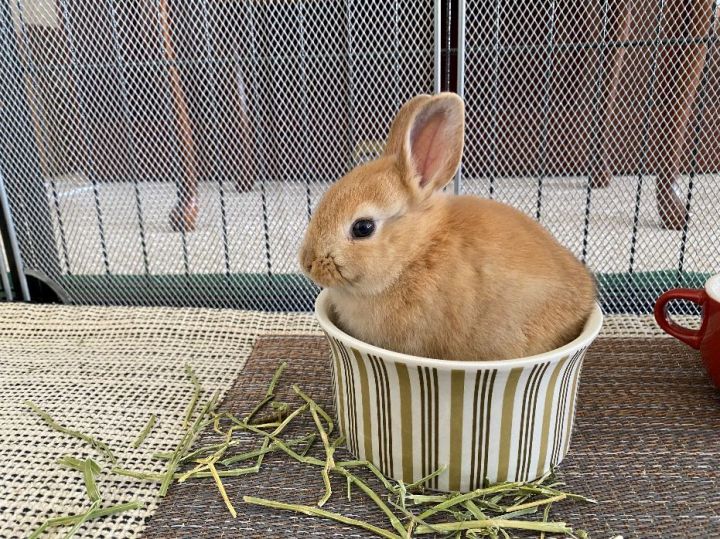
[654,288,707,349]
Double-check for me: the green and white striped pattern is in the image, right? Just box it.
[326,334,588,492]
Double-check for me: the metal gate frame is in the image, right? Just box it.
[0,0,716,314]
[0,0,444,307]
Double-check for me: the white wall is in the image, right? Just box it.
[10,0,59,29]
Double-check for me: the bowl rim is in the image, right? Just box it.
[314,289,604,370]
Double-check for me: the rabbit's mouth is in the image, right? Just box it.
[307,255,353,289]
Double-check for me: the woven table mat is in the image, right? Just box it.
[141,335,720,539]
[1,302,716,539]
[0,304,319,538]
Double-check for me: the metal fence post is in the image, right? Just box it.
[0,1,59,290]
[0,168,30,301]
[453,0,466,195]
[0,234,12,300]
[434,0,441,94]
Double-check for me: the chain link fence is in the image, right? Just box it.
[0,0,718,315]
[459,0,719,316]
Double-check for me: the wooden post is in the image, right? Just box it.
[158,0,199,233]
[654,0,715,230]
[230,58,255,193]
[589,1,633,189]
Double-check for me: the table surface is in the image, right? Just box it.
[1,303,716,538]
[142,335,720,539]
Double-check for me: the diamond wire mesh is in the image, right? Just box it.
[461,0,720,316]
[0,0,717,318]
[0,0,435,310]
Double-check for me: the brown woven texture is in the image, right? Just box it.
[142,335,720,538]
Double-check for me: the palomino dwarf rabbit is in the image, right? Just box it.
[300,93,596,361]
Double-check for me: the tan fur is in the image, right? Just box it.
[300,93,596,360]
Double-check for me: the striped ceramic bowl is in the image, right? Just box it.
[315,290,603,492]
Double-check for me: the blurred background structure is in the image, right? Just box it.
[0,0,718,315]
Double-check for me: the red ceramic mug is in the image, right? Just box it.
[654,274,720,388]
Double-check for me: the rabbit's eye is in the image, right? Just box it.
[351,219,376,239]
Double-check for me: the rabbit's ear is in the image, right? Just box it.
[387,93,465,195]
[384,94,433,157]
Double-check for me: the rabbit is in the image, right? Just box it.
[299,92,596,361]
